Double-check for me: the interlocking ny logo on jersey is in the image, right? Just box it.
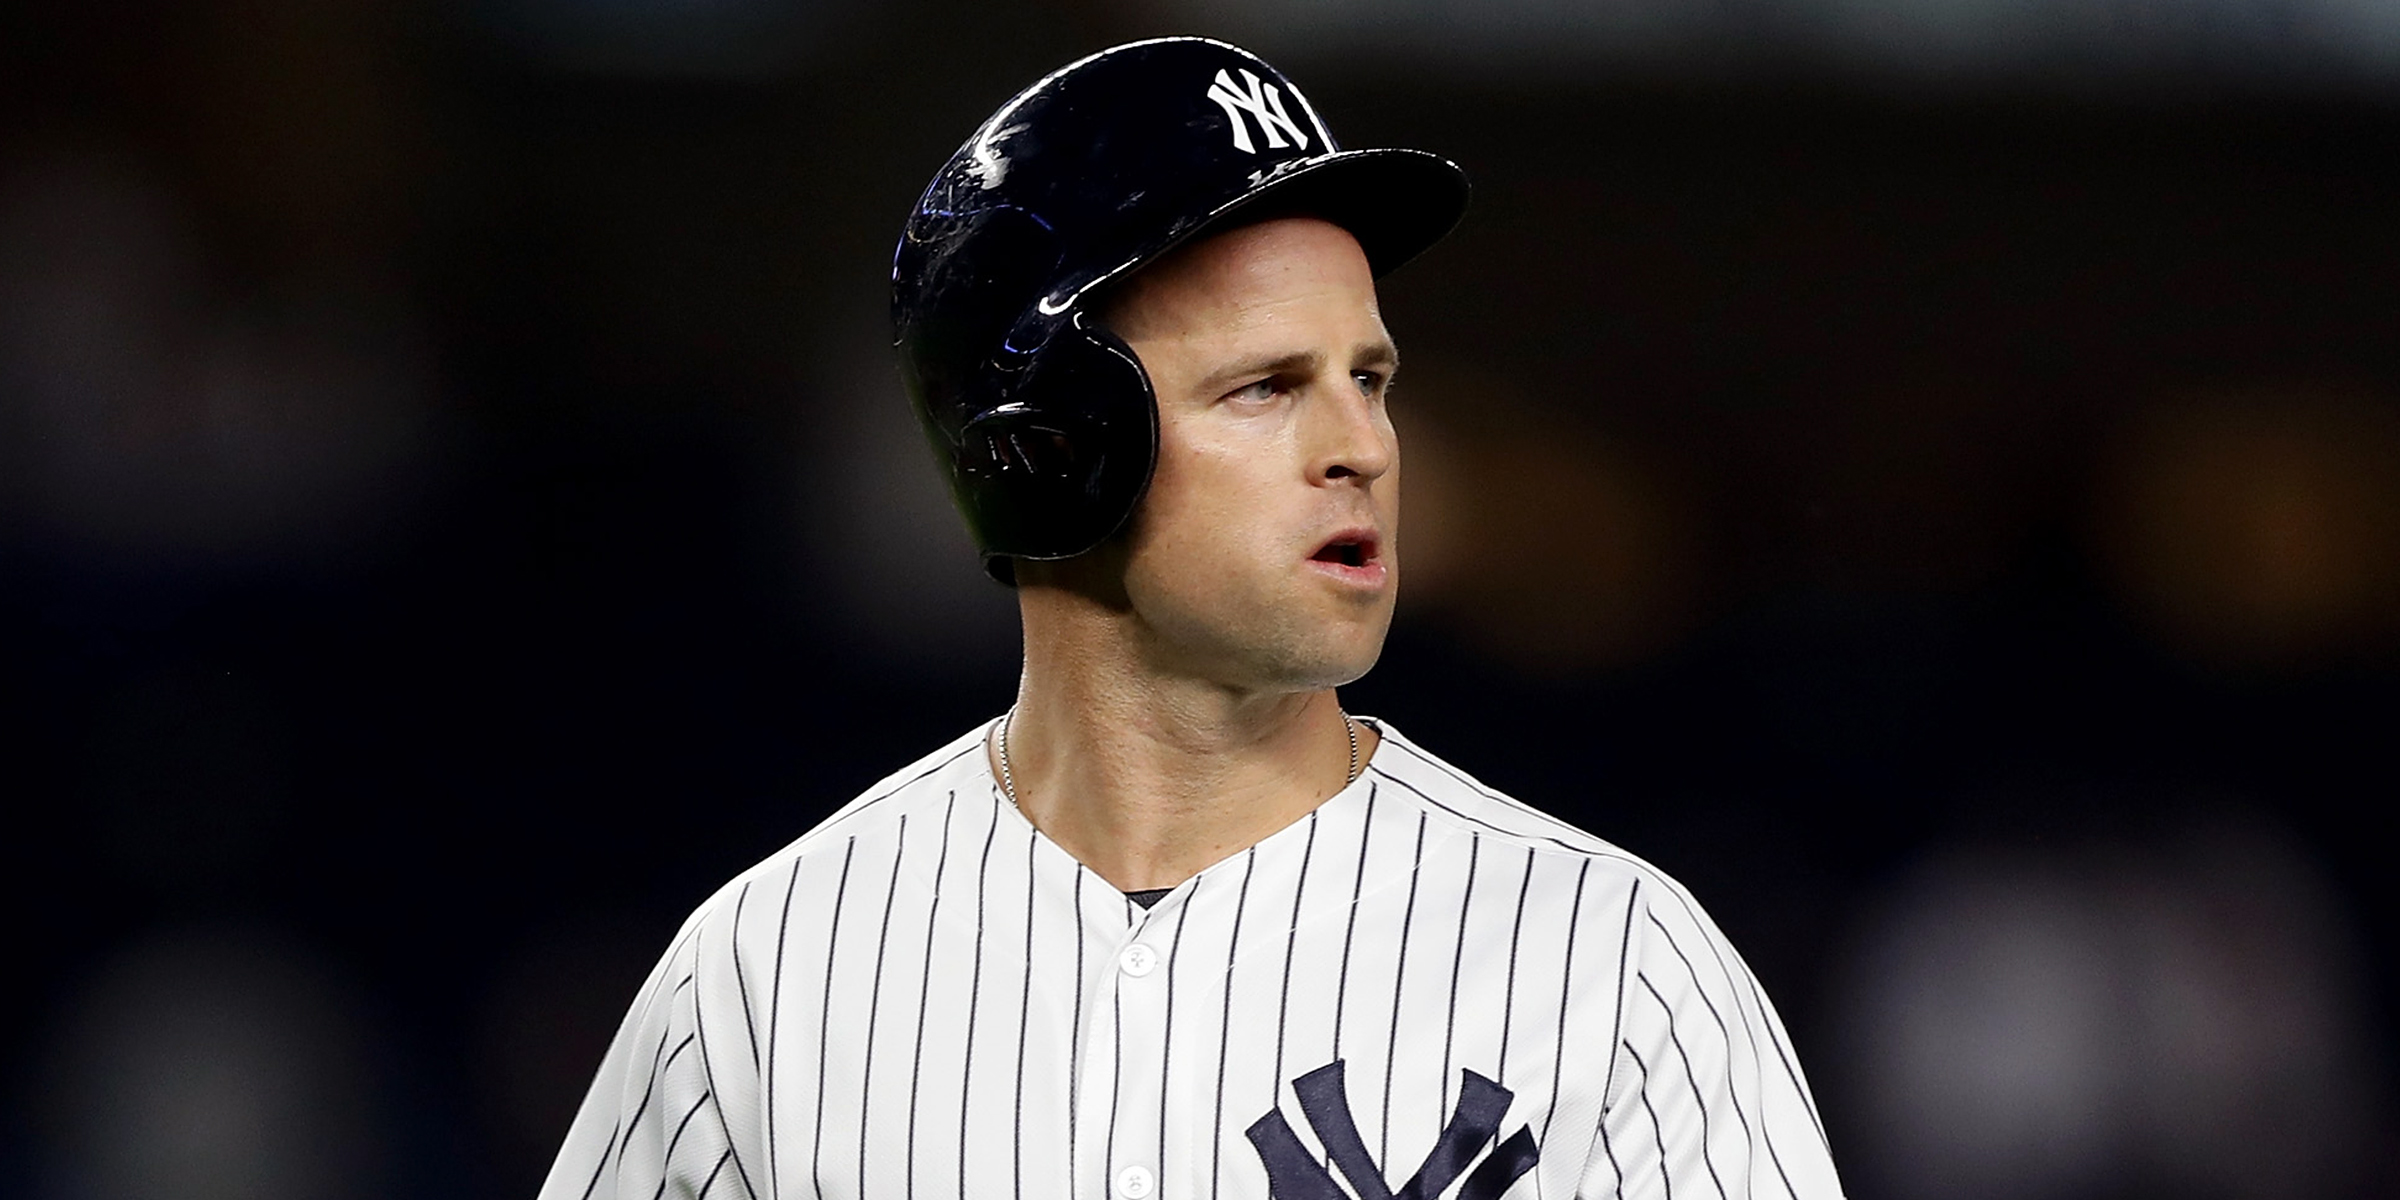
[1205,68,1310,155]
[1246,1061,1540,1200]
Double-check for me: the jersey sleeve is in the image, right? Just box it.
[1580,878,1845,1200]
[536,893,767,1200]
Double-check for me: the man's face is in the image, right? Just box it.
[1102,215,1401,692]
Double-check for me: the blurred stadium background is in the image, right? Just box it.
[4,0,2396,1197]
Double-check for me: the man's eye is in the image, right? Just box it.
[1353,370,1386,396]
[1227,378,1280,404]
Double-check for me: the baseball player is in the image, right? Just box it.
[540,36,1843,1200]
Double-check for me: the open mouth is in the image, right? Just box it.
[1310,532,1379,570]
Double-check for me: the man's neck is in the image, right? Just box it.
[998,594,1375,894]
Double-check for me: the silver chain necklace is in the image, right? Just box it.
[995,707,1359,810]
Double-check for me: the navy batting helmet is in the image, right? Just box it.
[890,37,1469,583]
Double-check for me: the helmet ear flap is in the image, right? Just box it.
[955,310,1158,574]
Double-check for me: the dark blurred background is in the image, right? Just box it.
[4,0,2396,1197]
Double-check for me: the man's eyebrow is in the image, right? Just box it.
[1194,349,1323,395]
[1190,340,1400,395]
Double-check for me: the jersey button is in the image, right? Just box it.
[1118,943,1158,977]
[1114,1165,1156,1199]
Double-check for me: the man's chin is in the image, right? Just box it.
[1261,629,1392,692]
[1316,610,1397,687]
[1152,626,1382,694]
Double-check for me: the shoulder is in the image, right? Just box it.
[644,720,999,1004]
[1360,720,1749,964]
[796,718,1001,852]
[1364,721,1675,883]
[600,721,1004,1090]
[688,718,997,928]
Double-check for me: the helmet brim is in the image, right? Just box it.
[1065,147,1471,311]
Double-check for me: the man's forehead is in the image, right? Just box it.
[1100,215,1378,340]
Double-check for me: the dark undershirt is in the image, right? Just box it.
[1125,887,1174,909]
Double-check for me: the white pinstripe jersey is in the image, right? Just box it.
[539,718,1844,1200]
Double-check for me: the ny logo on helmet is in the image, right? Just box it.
[1205,68,1311,155]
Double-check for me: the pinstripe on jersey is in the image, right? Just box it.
[537,719,1844,1200]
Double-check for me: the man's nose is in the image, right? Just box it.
[1312,380,1393,484]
